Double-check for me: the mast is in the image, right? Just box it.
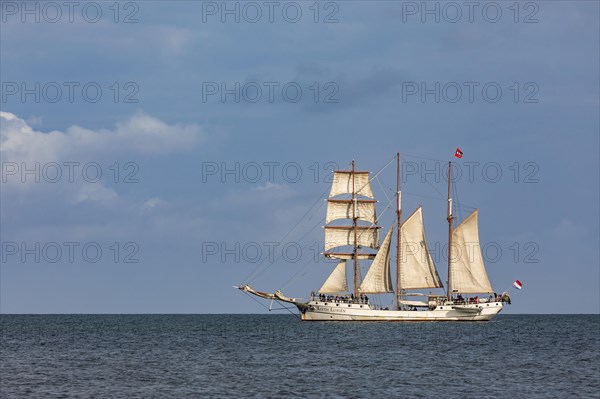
[396,153,402,309]
[446,161,453,301]
[352,160,359,297]
[324,166,378,296]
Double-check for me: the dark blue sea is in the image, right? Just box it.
[1,314,598,398]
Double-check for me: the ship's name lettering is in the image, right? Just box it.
[315,306,346,313]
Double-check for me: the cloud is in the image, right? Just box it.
[141,197,166,211]
[73,183,119,204]
[212,182,296,210]
[252,181,294,196]
[0,113,216,263]
[0,111,204,163]
[1,111,205,208]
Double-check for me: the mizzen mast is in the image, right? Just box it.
[395,153,402,309]
[446,161,453,301]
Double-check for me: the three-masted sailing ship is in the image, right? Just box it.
[238,154,508,321]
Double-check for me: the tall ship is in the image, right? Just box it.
[238,153,510,321]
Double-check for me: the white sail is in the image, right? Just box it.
[359,226,393,293]
[450,210,494,294]
[400,207,443,289]
[324,226,379,251]
[326,199,377,224]
[319,261,348,293]
[329,171,374,198]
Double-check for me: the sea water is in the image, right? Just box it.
[1,314,598,398]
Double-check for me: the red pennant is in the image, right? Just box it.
[454,148,463,158]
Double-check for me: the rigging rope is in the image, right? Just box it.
[451,177,464,223]
[402,153,447,163]
[245,153,409,295]
[242,291,300,318]
[279,255,318,290]
[239,152,487,313]
[277,155,397,291]
[247,205,327,284]
[243,185,330,284]
[375,176,393,206]
[242,290,272,311]
[379,159,446,200]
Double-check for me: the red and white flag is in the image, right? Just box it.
[513,280,523,290]
[454,148,463,158]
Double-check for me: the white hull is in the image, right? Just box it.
[300,301,503,321]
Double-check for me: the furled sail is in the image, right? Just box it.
[326,199,377,224]
[359,226,393,293]
[324,226,379,251]
[319,261,348,293]
[449,210,494,294]
[400,207,443,289]
[324,253,376,260]
[329,171,374,198]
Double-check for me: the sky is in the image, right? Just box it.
[1,1,598,314]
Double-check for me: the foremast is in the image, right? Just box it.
[323,164,380,297]
[351,160,360,297]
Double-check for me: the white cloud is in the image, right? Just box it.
[141,197,166,211]
[73,184,119,204]
[252,182,294,197]
[0,111,205,206]
[212,182,296,210]
[0,111,204,163]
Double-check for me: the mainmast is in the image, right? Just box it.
[351,160,360,297]
[446,161,453,301]
[395,153,402,309]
